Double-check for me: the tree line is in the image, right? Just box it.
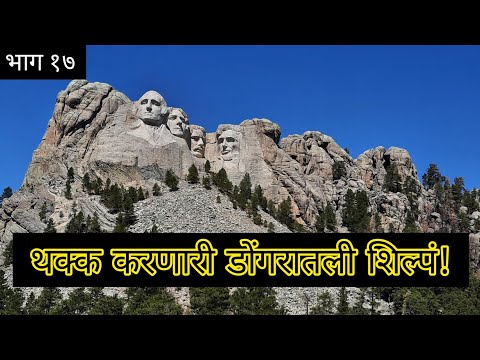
[0,269,287,315]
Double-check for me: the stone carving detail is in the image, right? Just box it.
[136,90,168,126]
[216,125,241,163]
[167,107,190,140]
[190,125,206,158]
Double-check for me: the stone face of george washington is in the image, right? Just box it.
[137,90,167,126]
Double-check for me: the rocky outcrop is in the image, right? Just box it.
[24,80,129,187]
[2,79,478,243]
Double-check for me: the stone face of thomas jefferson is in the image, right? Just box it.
[190,125,206,158]
[167,108,189,138]
[137,91,167,126]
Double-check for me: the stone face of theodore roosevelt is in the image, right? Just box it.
[137,90,167,126]
[189,125,206,158]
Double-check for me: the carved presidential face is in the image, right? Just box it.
[190,127,206,158]
[217,129,239,161]
[167,108,189,138]
[138,91,166,126]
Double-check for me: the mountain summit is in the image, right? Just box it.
[1,79,479,267]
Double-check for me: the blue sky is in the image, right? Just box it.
[1,45,479,193]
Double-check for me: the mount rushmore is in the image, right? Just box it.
[1,79,479,271]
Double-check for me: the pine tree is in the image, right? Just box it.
[123,195,137,226]
[24,293,37,315]
[0,186,13,204]
[374,213,383,233]
[152,183,161,196]
[230,287,286,315]
[89,295,124,315]
[336,287,351,314]
[239,173,252,204]
[113,213,128,233]
[250,197,259,215]
[88,288,124,315]
[137,187,145,201]
[0,269,11,314]
[127,187,138,203]
[89,213,102,233]
[291,221,307,233]
[3,240,13,266]
[253,213,263,226]
[3,288,23,314]
[251,185,263,211]
[277,197,294,229]
[245,201,253,217]
[394,288,441,315]
[315,211,325,233]
[51,287,91,315]
[354,190,370,232]
[332,161,346,180]
[384,163,402,193]
[310,290,335,315]
[85,215,92,232]
[92,177,103,195]
[67,167,75,181]
[389,223,395,233]
[232,185,240,201]
[352,288,368,315]
[267,199,276,217]
[403,211,418,233]
[458,211,470,232]
[268,222,275,233]
[213,168,232,194]
[202,176,212,190]
[0,269,23,314]
[451,177,465,208]
[367,288,380,315]
[216,195,221,203]
[463,190,479,212]
[190,287,230,315]
[324,203,337,231]
[343,189,356,231]
[205,160,211,173]
[475,219,480,232]
[404,177,419,199]
[65,180,72,200]
[187,164,199,184]
[105,178,111,192]
[44,218,57,233]
[82,173,91,193]
[39,202,48,222]
[300,290,313,315]
[66,211,87,233]
[31,287,62,315]
[124,287,182,315]
[165,170,179,191]
[422,164,444,189]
